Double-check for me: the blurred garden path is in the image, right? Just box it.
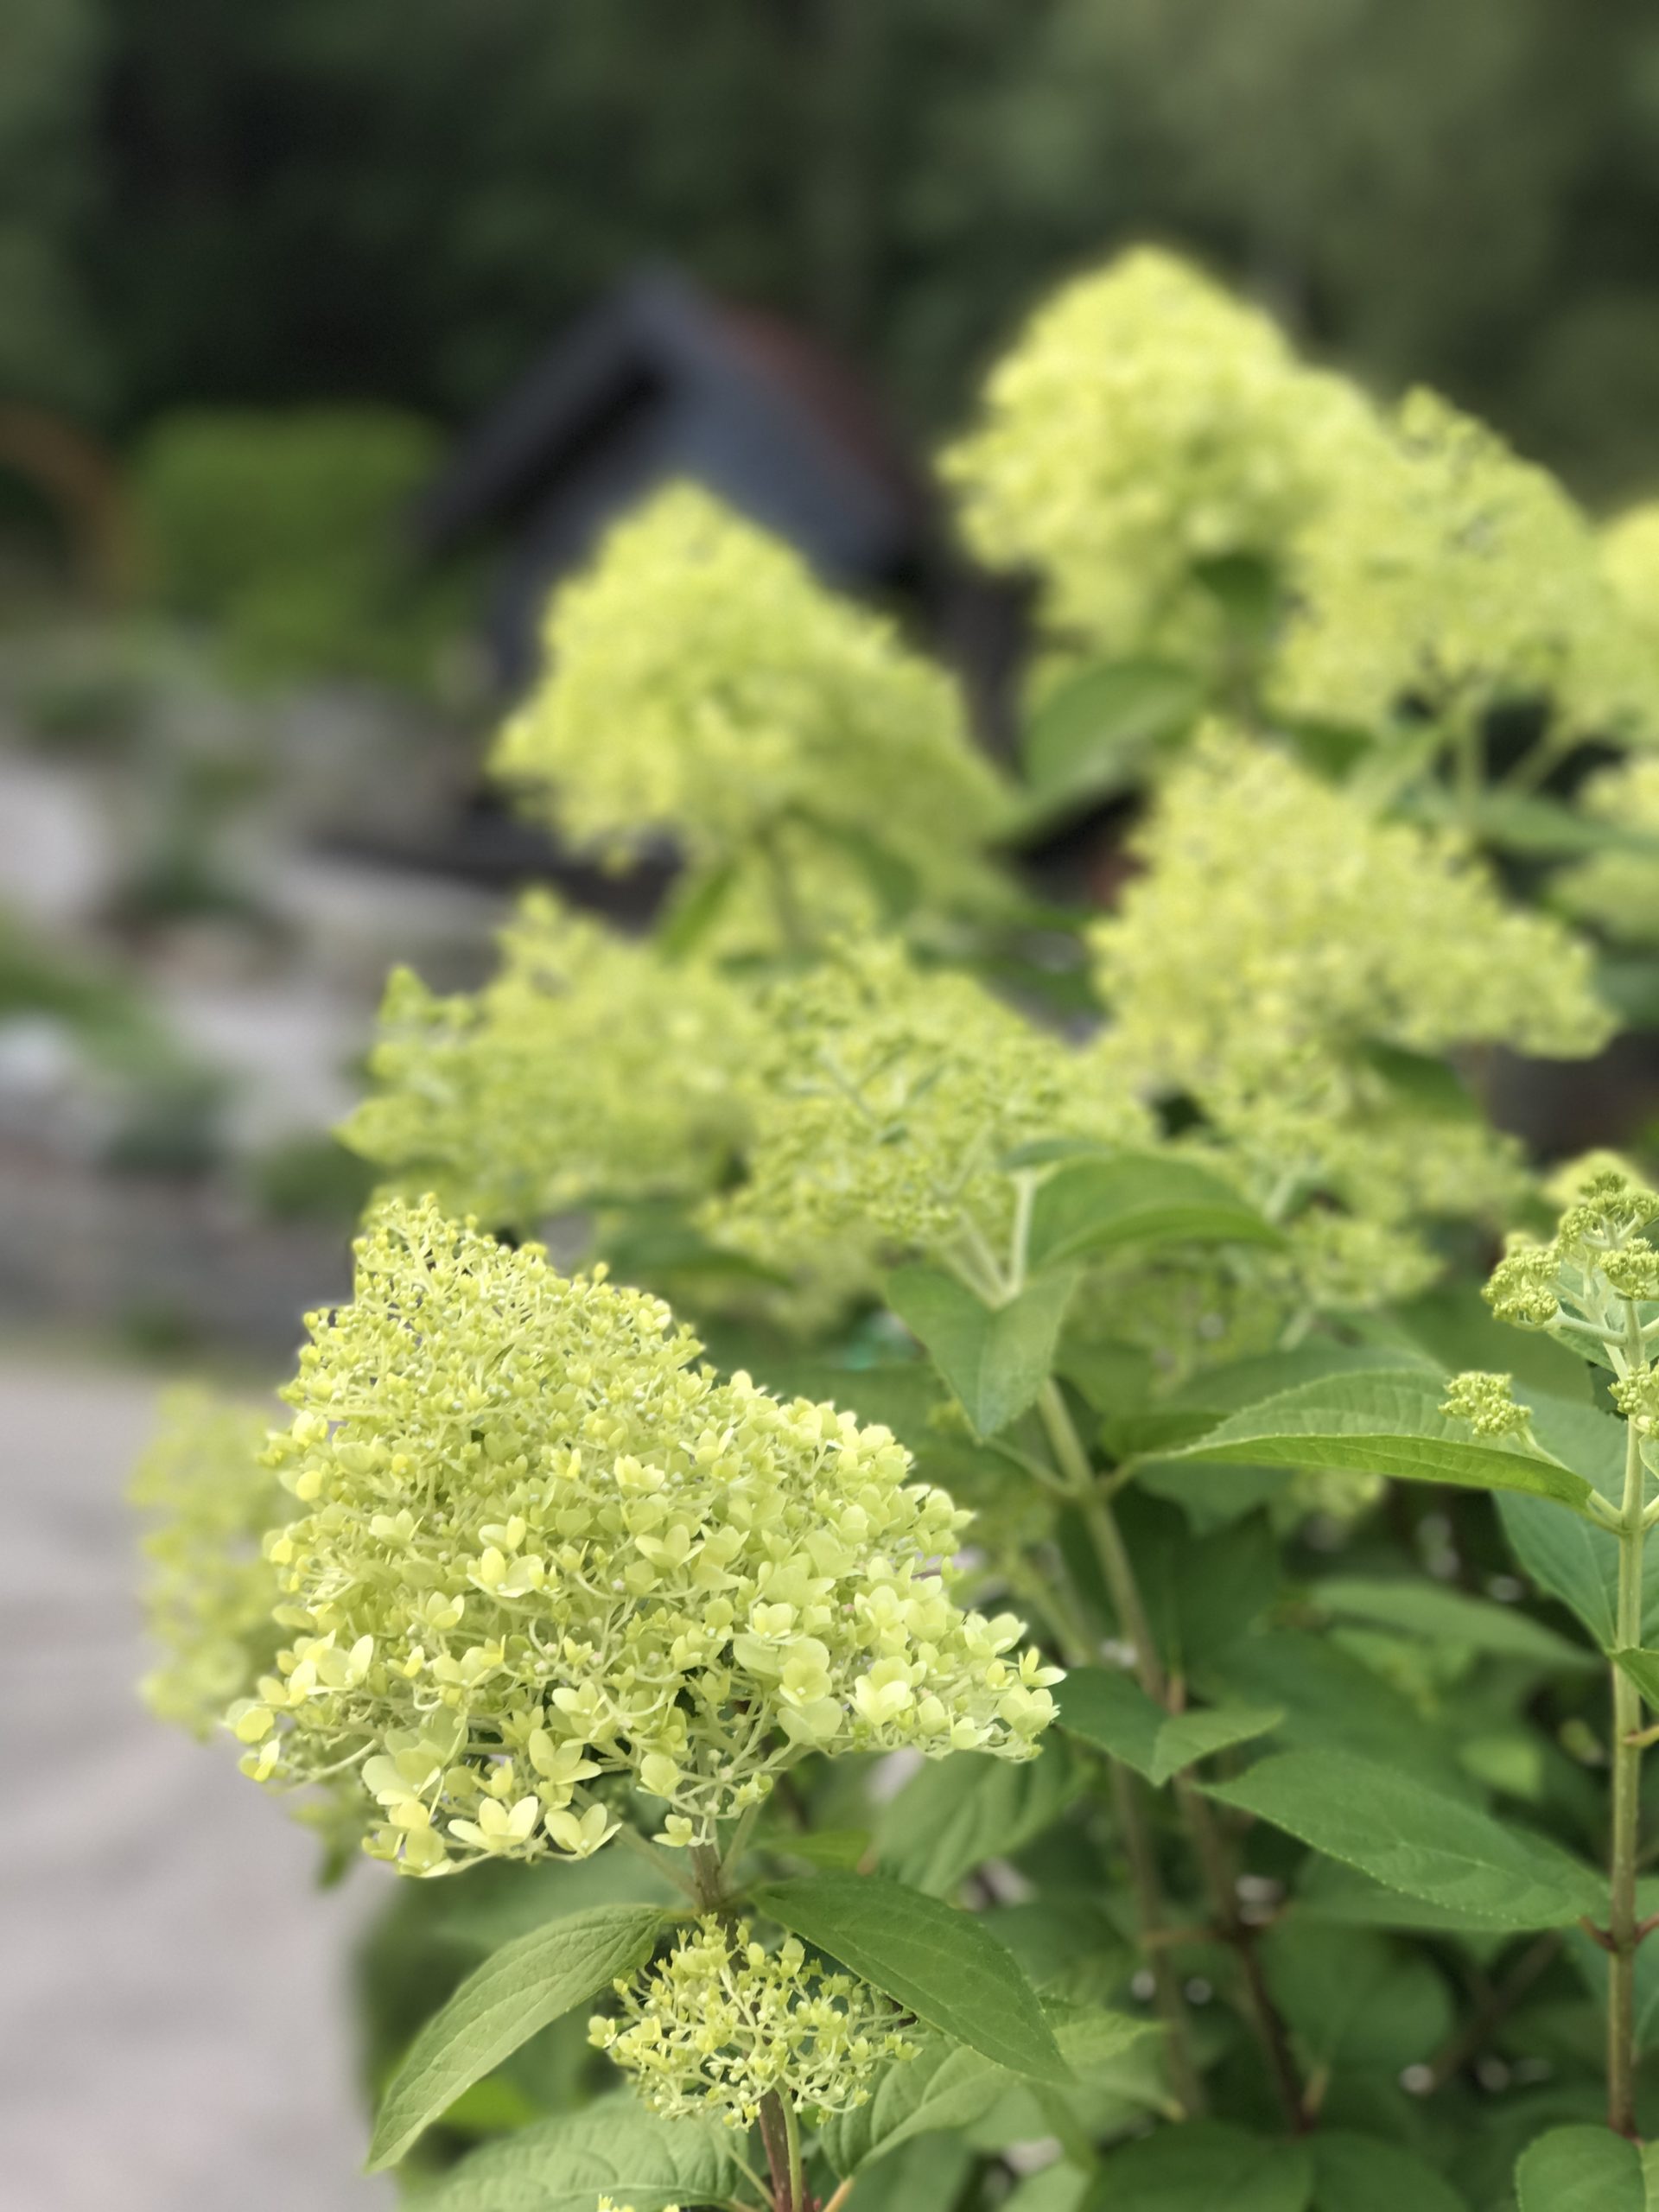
[1,1354,392,2212]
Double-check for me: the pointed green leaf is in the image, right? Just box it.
[1617,1648,1659,1709]
[366,1903,667,2170]
[1171,1370,1599,1515]
[1204,1749,1605,1929]
[1310,2133,1470,2212]
[1020,655,1202,810]
[752,1872,1070,2082]
[1499,1396,1659,1649]
[1313,1576,1595,1669]
[822,2007,1152,2177]
[1516,2125,1659,2210]
[1261,1925,1452,2073]
[875,1744,1082,1894]
[1029,1153,1279,1271]
[1056,1667,1281,1785]
[887,1264,1077,1435]
[421,2099,748,2211]
[1084,2121,1314,2210]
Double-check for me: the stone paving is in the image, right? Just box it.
[2,1354,392,2212]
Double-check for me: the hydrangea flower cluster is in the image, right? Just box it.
[238,1198,1058,1875]
[944,246,1373,668]
[1093,729,1611,1294]
[708,935,1150,1264]
[489,483,1008,949]
[590,1920,916,2127]
[339,891,756,1226]
[1601,502,1659,658]
[1556,756,1659,948]
[130,1388,286,1738]
[1273,388,1645,741]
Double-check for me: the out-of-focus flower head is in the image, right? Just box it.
[238,1198,1059,1876]
[1091,728,1611,1296]
[490,483,1009,952]
[590,1918,916,2126]
[131,1388,286,1738]
[708,934,1151,1266]
[1274,389,1646,741]
[1555,756,1659,947]
[943,245,1376,667]
[339,891,757,1228]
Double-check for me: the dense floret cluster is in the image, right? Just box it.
[590,1920,916,2126]
[490,483,1008,948]
[1481,1169,1659,1354]
[131,1389,286,1738]
[237,1198,1058,1874]
[1556,756,1659,946]
[709,935,1150,1263]
[944,246,1370,668]
[340,892,755,1225]
[1092,729,1611,1302]
[1273,388,1643,740]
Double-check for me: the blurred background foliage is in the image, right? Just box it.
[8,0,1659,498]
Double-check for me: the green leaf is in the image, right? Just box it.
[833,2136,976,2212]
[1205,1749,1605,1930]
[1056,1667,1281,1785]
[1313,1576,1595,1670]
[1498,1396,1659,1650]
[823,2008,1153,2179]
[1384,1283,1596,1402]
[366,1903,666,2171]
[419,2097,747,2211]
[1515,2125,1659,2210]
[875,1744,1082,1894]
[1310,2133,1470,2212]
[752,1872,1070,2082]
[1084,2121,1314,2210]
[1616,1648,1659,1708]
[1020,656,1202,809]
[432,1842,680,1951]
[887,1264,1077,1436]
[657,860,737,959]
[1202,1630,1469,1796]
[1261,1924,1452,2073]
[1028,1153,1279,1271]
[1293,1856,1545,1936]
[1171,1370,1599,1515]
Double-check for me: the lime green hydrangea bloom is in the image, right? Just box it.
[943,245,1376,667]
[590,1919,916,2127]
[708,935,1152,1267]
[490,483,1009,950]
[1602,502,1659,658]
[131,1387,286,1738]
[1555,756,1659,946]
[1274,388,1644,741]
[340,891,756,1225]
[1479,1167,1659,1347]
[1092,729,1611,1290]
[239,1198,1058,1875]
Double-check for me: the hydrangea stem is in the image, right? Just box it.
[1039,1374,1302,2127]
[1610,1336,1648,2138]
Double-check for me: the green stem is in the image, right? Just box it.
[783,2098,805,2212]
[1610,1328,1648,2138]
[1108,1758,1207,2119]
[757,2094,793,2212]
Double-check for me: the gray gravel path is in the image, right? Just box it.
[2,1356,394,2212]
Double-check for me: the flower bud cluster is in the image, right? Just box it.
[708,935,1150,1262]
[944,246,1372,668]
[130,1388,287,1738]
[340,892,756,1227]
[590,1919,917,2126]
[1440,1372,1532,1440]
[238,1198,1058,1875]
[489,483,1008,947]
[1481,1169,1659,1370]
